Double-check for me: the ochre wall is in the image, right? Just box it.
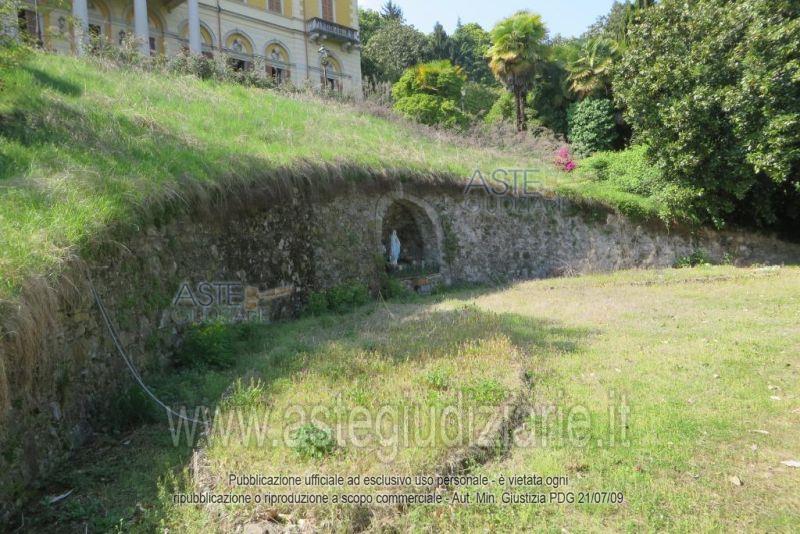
[303,0,352,24]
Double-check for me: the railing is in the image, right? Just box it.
[306,17,359,44]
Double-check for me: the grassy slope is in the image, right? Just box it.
[0,52,656,300]
[19,266,800,532]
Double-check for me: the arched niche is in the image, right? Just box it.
[374,192,450,283]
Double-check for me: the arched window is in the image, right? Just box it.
[265,43,290,83]
[225,32,255,70]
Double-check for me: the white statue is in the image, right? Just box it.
[389,230,401,266]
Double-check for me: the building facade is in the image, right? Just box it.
[16,0,363,95]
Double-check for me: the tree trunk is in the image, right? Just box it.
[515,89,527,132]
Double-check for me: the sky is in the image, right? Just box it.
[358,0,617,38]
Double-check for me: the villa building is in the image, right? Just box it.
[14,0,363,95]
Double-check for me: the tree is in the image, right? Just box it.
[584,0,656,49]
[428,22,452,60]
[486,11,548,131]
[380,1,404,22]
[358,8,384,46]
[614,0,800,230]
[362,21,429,82]
[567,37,617,99]
[450,22,493,84]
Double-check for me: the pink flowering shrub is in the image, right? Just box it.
[554,146,577,173]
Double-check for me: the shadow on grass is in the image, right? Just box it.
[24,65,83,97]
[14,299,592,531]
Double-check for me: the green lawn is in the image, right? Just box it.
[0,53,657,301]
[19,266,800,532]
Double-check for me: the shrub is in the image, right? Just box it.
[291,423,336,459]
[394,93,468,128]
[175,322,236,369]
[393,59,466,101]
[392,60,469,128]
[567,98,618,156]
[327,282,370,313]
[554,146,577,172]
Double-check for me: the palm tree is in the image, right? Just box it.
[486,11,547,131]
[567,37,617,100]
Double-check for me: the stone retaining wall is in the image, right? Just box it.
[2,180,798,516]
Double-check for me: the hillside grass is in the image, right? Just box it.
[0,52,657,301]
[18,266,800,531]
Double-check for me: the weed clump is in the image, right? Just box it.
[674,250,711,268]
[425,368,451,391]
[291,423,336,460]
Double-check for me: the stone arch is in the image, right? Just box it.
[374,192,450,283]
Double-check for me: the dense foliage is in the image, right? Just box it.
[449,22,494,84]
[462,81,500,118]
[583,145,662,197]
[614,0,800,230]
[362,20,429,82]
[567,98,618,156]
[528,51,573,134]
[392,60,468,127]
